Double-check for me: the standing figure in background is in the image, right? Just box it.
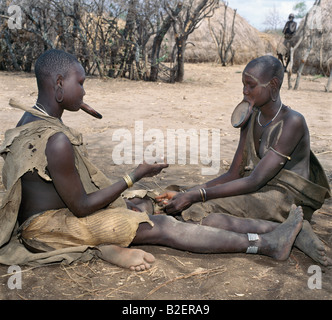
[278,13,298,71]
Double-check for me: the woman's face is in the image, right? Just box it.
[62,63,86,112]
[242,67,272,108]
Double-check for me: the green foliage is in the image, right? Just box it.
[293,1,308,19]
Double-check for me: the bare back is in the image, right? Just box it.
[17,112,67,225]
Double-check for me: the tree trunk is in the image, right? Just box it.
[287,47,295,89]
[71,0,80,52]
[294,34,314,90]
[172,0,217,82]
[150,3,183,82]
[117,0,137,78]
[4,30,20,71]
[175,36,186,82]
[326,70,332,92]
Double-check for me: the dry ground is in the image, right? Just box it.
[0,63,331,301]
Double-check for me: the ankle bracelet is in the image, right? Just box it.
[246,233,259,254]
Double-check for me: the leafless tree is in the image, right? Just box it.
[208,1,236,66]
[325,57,332,92]
[170,0,218,82]
[0,0,217,83]
[263,5,283,32]
[149,1,183,82]
[0,0,57,72]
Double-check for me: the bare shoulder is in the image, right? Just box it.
[284,107,306,124]
[46,132,73,158]
[283,107,308,131]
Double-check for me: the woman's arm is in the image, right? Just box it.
[164,111,306,215]
[46,132,167,217]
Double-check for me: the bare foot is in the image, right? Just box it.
[96,245,155,271]
[259,205,303,261]
[294,220,332,267]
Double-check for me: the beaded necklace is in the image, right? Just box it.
[257,102,283,128]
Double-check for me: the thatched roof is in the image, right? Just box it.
[293,0,332,75]
[182,4,279,64]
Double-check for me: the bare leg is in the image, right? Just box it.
[132,205,303,261]
[96,245,155,271]
[202,207,332,266]
[202,212,278,234]
[96,206,302,270]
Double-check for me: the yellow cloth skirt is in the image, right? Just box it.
[20,207,153,252]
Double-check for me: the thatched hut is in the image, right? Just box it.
[293,0,332,76]
[181,4,279,65]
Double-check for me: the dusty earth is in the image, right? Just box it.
[0,63,331,302]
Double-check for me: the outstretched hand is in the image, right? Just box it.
[134,162,169,180]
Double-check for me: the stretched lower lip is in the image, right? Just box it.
[242,97,253,104]
[80,102,103,119]
[231,100,253,128]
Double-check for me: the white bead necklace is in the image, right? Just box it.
[257,102,283,128]
[33,103,49,116]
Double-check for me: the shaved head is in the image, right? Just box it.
[244,55,284,88]
[35,49,80,90]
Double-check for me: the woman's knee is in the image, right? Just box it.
[201,213,224,227]
[150,214,179,233]
[134,214,178,245]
